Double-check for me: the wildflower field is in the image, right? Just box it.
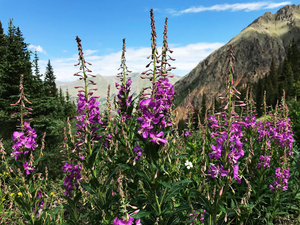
[1,9,300,225]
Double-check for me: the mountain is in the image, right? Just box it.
[55,72,182,117]
[171,4,300,125]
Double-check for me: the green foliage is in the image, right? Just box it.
[44,60,57,98]
[200,93,207,124]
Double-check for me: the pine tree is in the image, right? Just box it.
[31,50,44,98]
[44,59,57,97]
[265,73,275,108]
[255,78,264,117]
[177,118,186,136]
[0,19,33,118]
[280,57,294,101]
[0,21,6,64]
[64,88,76,119]
[191,105,200,130]
[0,21,6,107]
[268,58,279,107]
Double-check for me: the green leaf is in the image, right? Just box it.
[90,177,100,190]
[231,199,236,209]
[74,192,82,206]
[81,182,96,195]
[118,164,131,169]
[62,203,76,220]
[171,154,188,159]
[165,186,184,201]
[219,204,227,213]
[158,181,171,189]
[131,210,152,219]
[101,166,118,193]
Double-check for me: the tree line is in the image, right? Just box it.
[0,19,77,181]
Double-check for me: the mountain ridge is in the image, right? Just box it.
[171,3,300,125]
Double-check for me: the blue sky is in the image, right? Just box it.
[0,0,295,82]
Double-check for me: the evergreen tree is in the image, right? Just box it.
[0,21,6,64]
[0,21,6,106]
[265,73,275,108]
[255,77,264,117]
[59,87,65,106]
[268,58,279,107]
[31,50,44,98]
[177,118,186,136]
[44,59,57,97]
[0,19,34,138]
[280,57,294,101]
[287,39,300,82]
[64,88,76,119]
[191,105,200,130]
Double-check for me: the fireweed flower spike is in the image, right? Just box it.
[115,38,134,124]
[137,11,175,155]
[61,36,103,200]
[10,74,37,172]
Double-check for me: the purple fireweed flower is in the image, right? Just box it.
[11,122,37,161]
[149,131,168,146]
[62,163,83,198]
[209,144,222,160]
[270,167,290,192]
[257,155,271,169]
[113,217,141,225]
[33,201,44,217]
[244,116,257,129]
[134,145,142,160]
[23,162,36,175]
[185,130,192,137]
[72,36,103,163]
[137,9,175,148]
[207,164,228,178]
[271,118,293,152]
[233,164,241,184]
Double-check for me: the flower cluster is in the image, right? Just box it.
[133,145,142,160]
[62,163,83,198]
[207,164,228,178]
[10,74,38,177]
[243,116,257,129]
[271,118,293,151]
[137,10,175,147]
[113,217,141,225]
[189,208,205,225]
[11,122,37,162]
[75,92,103,148]
[257,155,271,169]
[270,167,290,192]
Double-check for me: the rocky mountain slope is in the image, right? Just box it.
[171,4,300,125]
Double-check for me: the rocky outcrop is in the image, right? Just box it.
[171,4,300,125]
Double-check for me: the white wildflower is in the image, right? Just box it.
[185,160,193,169]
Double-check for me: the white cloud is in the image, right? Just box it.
[39,43,224,82]
[63,50,67,53]
[166,1,292,15]
[84,49,98,56]
[28,45,47,54]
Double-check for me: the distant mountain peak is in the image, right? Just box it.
[171,4,300,125]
